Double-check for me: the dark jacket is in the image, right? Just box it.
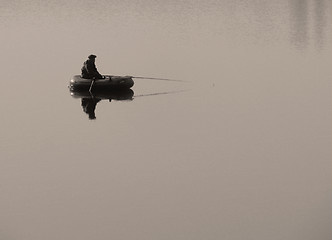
[81,59,103,79]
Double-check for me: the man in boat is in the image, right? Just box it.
[81,54,104,79]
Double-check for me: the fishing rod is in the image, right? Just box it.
[131,76,188,82]
[86,75,187,94]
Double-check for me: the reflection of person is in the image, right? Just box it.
[81,54,103,79]
[81,98,101,120]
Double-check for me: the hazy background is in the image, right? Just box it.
[1,0,332,239]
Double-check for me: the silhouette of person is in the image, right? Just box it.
[81,97,101,120]
[81,54,103,79]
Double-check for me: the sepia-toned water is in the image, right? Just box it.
[1,1,332,239]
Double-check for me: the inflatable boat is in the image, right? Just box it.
[69,75,134,91]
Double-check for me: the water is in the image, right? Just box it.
[1,1,332,239]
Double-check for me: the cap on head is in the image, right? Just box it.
[88,54,97,59]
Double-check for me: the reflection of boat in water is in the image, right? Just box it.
[69,75,134,91]
[70,88,134,120]
[69,86,187,120]
[70,88,134,101]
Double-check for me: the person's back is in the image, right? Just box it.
[81,54,103,79]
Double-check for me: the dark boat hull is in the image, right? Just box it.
[69,75,134,91]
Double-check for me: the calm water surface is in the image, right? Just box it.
[1,1,332,239]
